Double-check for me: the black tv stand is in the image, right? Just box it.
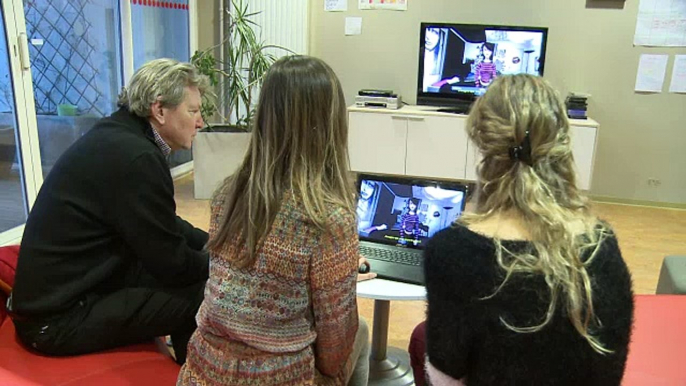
[436,106,470,115]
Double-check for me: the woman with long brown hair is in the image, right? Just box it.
[418,74,634,385]
[178,56,370,385]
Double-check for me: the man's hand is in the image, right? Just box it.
[357,256,377,282]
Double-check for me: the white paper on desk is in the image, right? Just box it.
[635,54,669,92]
[669,55,686,93]
[345,17,362,35]
[325,0,347,12]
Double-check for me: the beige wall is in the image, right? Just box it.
[310,0,686,204]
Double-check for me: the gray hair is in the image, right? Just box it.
[117,58,209,117]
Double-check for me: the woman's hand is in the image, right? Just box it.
[357,256,377,282]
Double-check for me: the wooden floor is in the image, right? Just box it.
[174,174,686,351]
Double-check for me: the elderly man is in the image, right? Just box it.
[9,59,209,364]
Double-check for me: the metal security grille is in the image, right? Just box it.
[24,0,106,116]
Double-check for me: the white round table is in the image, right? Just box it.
[357,278,426,386]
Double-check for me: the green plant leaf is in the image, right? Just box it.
[191,0,292,130]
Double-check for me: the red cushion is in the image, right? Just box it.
[623,295,686,385]
[0,245,181,384]
[0,245,19,325]
[0,245,19,295]
[0,366,41,386]
[0,318,180,385]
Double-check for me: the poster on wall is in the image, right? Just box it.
[634,54,669,92]
[345,17,363,35]
[359,0,408,11]
[669,55,686,93]
[633,0,686,47]
[325,0,348,12]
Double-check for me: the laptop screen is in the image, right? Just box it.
[356,175,467,250]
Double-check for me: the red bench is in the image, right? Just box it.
[0,246,180,385]
[2,245,685,385]
[623,294,686,385]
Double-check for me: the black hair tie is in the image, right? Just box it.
[509,130,532,165]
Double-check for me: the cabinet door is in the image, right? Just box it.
[405,115,468,180]
[570,125,597,190]
[348,112,408,175]
[465,139,481,181]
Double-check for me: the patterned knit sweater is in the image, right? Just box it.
[178,189,360,386]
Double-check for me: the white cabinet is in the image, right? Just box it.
[348,106,468,180]
[465,124,599,190]
[348,105,599,190]
[465,139,480,182]
[405,115,468,180]
[348,111,407,175]
[570,125,598,190]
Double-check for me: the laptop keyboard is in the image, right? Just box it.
[359,245,422,266]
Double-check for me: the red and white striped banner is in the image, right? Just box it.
[131,0,189,10]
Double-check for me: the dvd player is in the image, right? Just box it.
[354,95,402,109]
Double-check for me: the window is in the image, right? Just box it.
[131,0,192,168]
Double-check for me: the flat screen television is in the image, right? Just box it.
[417,22,548,108]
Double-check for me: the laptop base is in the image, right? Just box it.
[360,241,425,285]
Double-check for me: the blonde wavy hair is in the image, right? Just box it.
[463,74,612,354]
[207,56,355,267]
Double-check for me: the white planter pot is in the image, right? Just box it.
[192,131,251,199]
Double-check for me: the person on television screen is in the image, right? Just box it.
[357,179,378,230]
[424,28,446,90]
[475,42,498,88]
[399,198,421,246]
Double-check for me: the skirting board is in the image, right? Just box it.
[590,195,686,211]
[171,161,194,180]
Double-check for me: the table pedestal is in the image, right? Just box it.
[368,299,415,386]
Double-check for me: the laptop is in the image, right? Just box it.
[356,174,468,285]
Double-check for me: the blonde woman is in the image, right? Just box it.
[420,74,633,385]
[178,56,370,385]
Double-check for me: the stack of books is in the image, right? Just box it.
[565,93,589,120]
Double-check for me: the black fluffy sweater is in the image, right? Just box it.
[424,224,634,385]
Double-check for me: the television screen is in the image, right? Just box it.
[417,23,548,106]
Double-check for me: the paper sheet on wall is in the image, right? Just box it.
[359,0,407,11]
[634,0,686,47]
[635,54,669,92]
[669,55,686,93]
[325,0,347,12]
[345,17,362,35]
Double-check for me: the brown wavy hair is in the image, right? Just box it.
[207,56,355,267]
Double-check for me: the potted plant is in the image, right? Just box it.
[191,0,289,199]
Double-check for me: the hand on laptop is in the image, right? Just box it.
[357,256,377,282]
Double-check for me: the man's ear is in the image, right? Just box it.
[150,99,166,125]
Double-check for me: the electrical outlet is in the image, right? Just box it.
[647,178,662,187]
